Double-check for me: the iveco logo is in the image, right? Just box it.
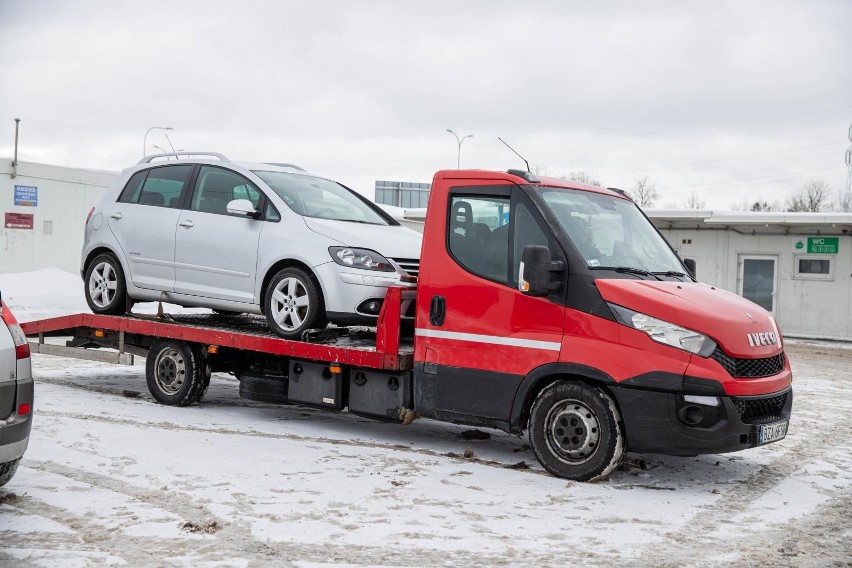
[747,332,777,347]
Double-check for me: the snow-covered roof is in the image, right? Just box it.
[647,210,852,229]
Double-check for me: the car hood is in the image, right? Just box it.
[596,279,783,358]
[304,218,423,259]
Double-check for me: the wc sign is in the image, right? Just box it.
[792,237,839,254]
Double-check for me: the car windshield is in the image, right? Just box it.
[253,171,389,225]
[534,187,685,274]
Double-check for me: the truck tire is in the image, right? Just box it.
[239,374,289,404]
[146,340,207,406]
[264,267,326,339]
[84,253,128,315]
[193,350,212,403]
[0,458,20,488]
[528,381,624,481]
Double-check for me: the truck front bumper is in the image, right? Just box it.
[611,385,792,456]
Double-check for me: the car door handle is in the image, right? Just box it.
[109,212,123,220]
[429,295,445,326]
[179,220,194,228]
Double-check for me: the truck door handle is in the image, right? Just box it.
[109,212,123,220]
[178,220,194,228]
[429,295,445,326]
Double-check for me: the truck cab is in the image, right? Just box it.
[413,169,792,480]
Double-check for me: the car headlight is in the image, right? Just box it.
[608,303,716,357]
[329,247,395,272]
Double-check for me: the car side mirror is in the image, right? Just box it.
[226,199,260,218]
[519,245,564,296]
[683,258,697,278]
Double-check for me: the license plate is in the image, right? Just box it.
[759,420,788,445]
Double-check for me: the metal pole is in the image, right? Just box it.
[446,129,474,169]
[143,126,173,158]
[12,118,20,179]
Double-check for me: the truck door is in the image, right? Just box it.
[415,183,565,426]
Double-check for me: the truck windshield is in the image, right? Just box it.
[253,171,389,225]
[534,187,685,274]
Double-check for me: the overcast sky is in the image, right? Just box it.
[1,1,850,209]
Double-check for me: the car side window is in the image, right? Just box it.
[447,195,510,284]
[119,165,193,208]
[117,170,149,203]
[192,166,263,216]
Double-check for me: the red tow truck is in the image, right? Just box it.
[21,169,792,481]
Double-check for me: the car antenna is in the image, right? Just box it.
[498,137,531,173]
[165,132,179,159]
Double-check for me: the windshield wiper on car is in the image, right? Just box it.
[652,270,691,279]
[590,266,663,281]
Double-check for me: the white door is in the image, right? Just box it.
[173,166,265,303]
[738,254,778,312]
[107,164,194,292]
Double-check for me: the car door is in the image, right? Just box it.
[416,185,565,423]
[106,164,195,291]
[173,165,266,303]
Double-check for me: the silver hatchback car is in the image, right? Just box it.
[81,153,422,338]
[0,297,33,488]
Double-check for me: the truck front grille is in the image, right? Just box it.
[711,348,785,378]
[392,258,420,278]
[732,393,788,424]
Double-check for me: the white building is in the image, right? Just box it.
[1,159,117,274]
[399,207,852,341]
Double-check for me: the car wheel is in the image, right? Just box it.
[528,381,624,481]
[0,458,21,488]
[84,253,128,315]
[146,340,208,406]
[264,267,326,339]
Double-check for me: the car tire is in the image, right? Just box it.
[0,458,21,488]
[84,253,128,315]
[239,374,289,404]
[264,267,326,339]
[146,340,208,406]
[529,381,624,481]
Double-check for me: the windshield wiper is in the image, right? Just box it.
[590,266,663,281]
[652,270,692,280]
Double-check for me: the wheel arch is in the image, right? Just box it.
[509,363,619,434]
[83,246,127,279]
[259,259,326,314]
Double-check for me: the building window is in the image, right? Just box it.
[794,255,833,280]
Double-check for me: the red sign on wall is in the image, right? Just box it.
[4,212,34,229]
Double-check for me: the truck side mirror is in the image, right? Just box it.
[683,258,697,279]
[520,245,564,296]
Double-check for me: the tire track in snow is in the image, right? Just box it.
[34,408,548,476]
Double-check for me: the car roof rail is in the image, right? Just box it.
[264,162,307,171]
[137,151,230,164]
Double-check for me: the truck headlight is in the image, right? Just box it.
[608,303,716,357]
[329,247,395,272]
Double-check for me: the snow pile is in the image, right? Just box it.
[0,268,88,321]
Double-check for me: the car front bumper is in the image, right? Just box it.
[313,262,416,323]
[612,385,793,456]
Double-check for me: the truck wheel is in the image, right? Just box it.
[239,374,289,404]
[146,340,207,406]
[84,253,128,315]
[528,381,624,481]
[264,267,326,339]
[0,458,21,488]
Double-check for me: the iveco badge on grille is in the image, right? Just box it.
[747,332,778,347]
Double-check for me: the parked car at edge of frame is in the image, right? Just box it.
[0,296,34,488]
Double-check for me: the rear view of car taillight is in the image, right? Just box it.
[1,300,30,359]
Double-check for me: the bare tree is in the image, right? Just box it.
[629,175,659,208]
[785,179,832,212]
[566,170,603,187]
[838,186,852,212]
[683,192,707,209]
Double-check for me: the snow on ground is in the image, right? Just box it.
[0,269,851,566]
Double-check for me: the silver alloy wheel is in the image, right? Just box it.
[88,261,118,308]
[154,347,186,395]
[544,398,601,464]
[270,276,310,331]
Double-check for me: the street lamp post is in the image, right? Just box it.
[446,129,474,169]
[143,126,173,158]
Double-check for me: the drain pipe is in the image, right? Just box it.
[11,118,20,179]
